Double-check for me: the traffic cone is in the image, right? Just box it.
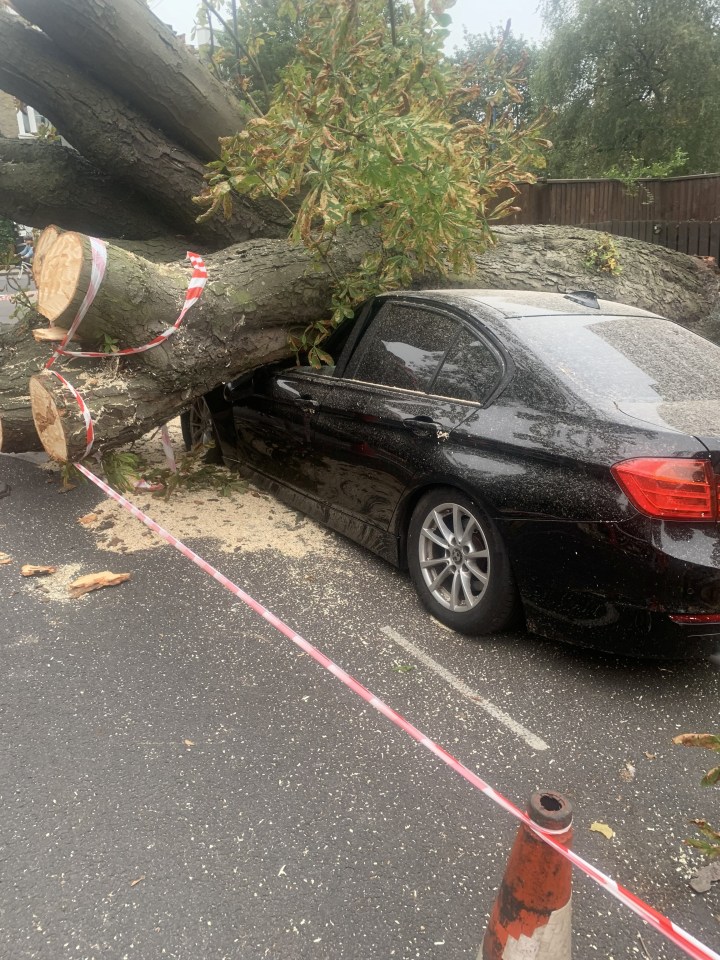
[480,791,573,960]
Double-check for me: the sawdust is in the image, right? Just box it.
[80,420,340,559]
[84,485,338,558]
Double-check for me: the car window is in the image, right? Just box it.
[505,314,720,404]
[430,326,501,403]
[345,303,459,391]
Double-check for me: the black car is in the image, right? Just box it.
[189,289,720,658]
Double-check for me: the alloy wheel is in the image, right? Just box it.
[417,501,491,612]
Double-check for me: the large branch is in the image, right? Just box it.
[0,137,166,238]
[10,0,248,162]
[26,229,376,460]
[0,311,47,453]
[1,225,718,456]
[0,9,288,246]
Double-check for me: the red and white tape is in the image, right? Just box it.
[40,239,206,458]
[74,461,720,960]
[46,241,207,360]
[44,236,108,369]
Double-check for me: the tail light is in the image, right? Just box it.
[611,457,716,521]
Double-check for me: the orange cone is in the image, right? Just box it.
[480,791,573,960]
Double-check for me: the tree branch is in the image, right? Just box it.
[0,8,286,246]
[10,0,248,162]
[0,137,166,238]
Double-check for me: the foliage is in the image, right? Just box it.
[100,333,120,354]
[100,450,140,491]
[0,217,14,260]
[534,0,720,177]
[673,733,720,859]
[451,25,541,130]
[195,0,306,115]
[584,234,621,276]
[99,444,246,498]
[602,148,689,203]
[198,0,549,363]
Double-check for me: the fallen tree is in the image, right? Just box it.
[0,0,718,461]
[2,223,718,458]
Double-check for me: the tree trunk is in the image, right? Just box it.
[11,0,248,163]
[0,137,167,238]
[471,226,720,337]
[3,224,716,461]
[25,228,375,460]
[0,9,286,246]
[0,312,47,453]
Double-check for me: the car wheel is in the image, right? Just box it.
[407,488,519,634]
[180,397,223,463]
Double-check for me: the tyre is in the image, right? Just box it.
[180,397,223,463]
[407,487,519,634]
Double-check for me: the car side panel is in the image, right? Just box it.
[433,400,710,522]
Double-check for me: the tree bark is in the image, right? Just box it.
[26,229,375,460]
[0,9,287,246]
[5,224,714,461]
[0,311,47,453]
[0,137,167,238]
[471,226,720,337]
[11,0,248,162]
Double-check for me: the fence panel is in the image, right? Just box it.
[505,174,720,225]
[581,220,720,264]
[501,175,720,262]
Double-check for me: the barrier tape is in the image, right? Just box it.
[39,244,206,459]
[73,461,720,960]
[44,237,108,370]
[47,244,207,360]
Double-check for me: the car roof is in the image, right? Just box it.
[385,289,662,320]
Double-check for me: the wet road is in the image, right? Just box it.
[0,454,718,959]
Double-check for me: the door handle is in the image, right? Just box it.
[402,416,441,435]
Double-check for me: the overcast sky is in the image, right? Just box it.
[150,0,545,48]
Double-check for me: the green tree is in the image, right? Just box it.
[534,0,720,177]
[198,0,550,362]
[452,24,541,129]
[196,0,307,114]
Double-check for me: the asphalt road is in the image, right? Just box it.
[1,454,719,959]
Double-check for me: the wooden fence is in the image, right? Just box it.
[504,174,720,262]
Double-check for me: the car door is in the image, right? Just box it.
[228,364,338,493]
[308,300,505,531]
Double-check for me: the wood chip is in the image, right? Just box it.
[77,513,99,525]
[590,821,616,840]
[129,875,145,887]
[31,326,78,343]
[68,571,130,598]
[20,564,58,577]
[0,552,12,565]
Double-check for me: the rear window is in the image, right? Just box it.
[505,314,720,406]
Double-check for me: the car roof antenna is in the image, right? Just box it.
[564,290,600,309]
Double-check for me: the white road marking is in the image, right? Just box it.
[381,626,550,752]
